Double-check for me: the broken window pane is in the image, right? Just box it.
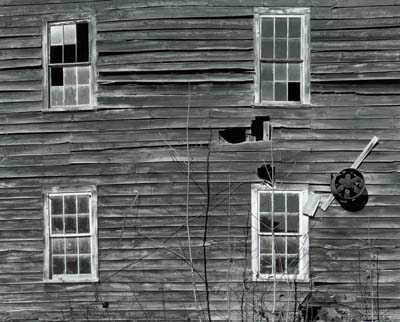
[79,255,91,274]
[64,44,76,63]
[65,86,77,106]
[288,82,301,101]
[53,256,65,275]
[77,22,89,62]
[50,46,62,64]
[289,18,301,38]
[51,195,63,214]
[261,38,273,59]
[50,25,63,45]
[51,67,63,86]
[78,86,90,105]
[63,24,76,45]
[262,17,274,38]
[275,18,287,38]
[66,256,78,274]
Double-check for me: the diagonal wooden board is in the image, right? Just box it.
[320,136,379,212]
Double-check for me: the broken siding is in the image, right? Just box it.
[0,0,399,321]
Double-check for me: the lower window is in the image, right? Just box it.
[43,186,98,282]
[251,185,309,281]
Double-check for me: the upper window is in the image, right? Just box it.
[43,186,98,282]
[251,185,309,281]
[45,18,95,110]
[254,8,310,105]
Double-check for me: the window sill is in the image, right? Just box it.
[254,102,311,108]
[43,276,99,283]
[42,105,98,113]
[254,273,309,283]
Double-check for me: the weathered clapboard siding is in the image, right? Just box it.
[0,1,400,321]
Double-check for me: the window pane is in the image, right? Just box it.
[260,63,273,81]
[52,238,64,254]
[50,196,63,215]
[66,256,78,274]
[275,63,287,81]
[50,46,62,64]
[259,193,271,212]
[261,17,273,38]
[275,237,286,254]
[287,237,299,254]
[51,67,63,86]
[275,255,285,273]
[275,82,287,101]
[51,216,64,234]
[66,238,78,254]
[51,87,63,107]
[77,22,89,62]
[288,63,300,81]
[275,39,287,59]
[53,256,65,275]
[50,25,63,45]
[289,39,301,59]
[65,215,77,234]
[287,214,299,233]
[287,193,299,212]
[260,214,285,232]
[65,86,77,106]
[64,195,76,214]
[288,82,301,101]
[78,195,90,214]
[79,255,91,274]
[79,237,91,254]
[77,66,90,84]
[261,82,273,101]
[260,236,272,253]
[273,193,285,212]
[261,38,273,59]
[64,44,76,63]
[287,255,299,274]
[78,215,90,233]
[289,18,301,38]
[78,86,90,105]
[260,255,272,274]
[64,24,76,45]
[64,67,76,85]
[275,18,287,38]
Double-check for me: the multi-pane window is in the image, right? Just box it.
[47,20,94,109]
[255,8,310,104]
[44,187,97,282]
[251,186,309,280]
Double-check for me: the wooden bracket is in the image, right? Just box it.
[320,136,379,211]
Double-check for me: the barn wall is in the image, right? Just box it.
[0,0,400,321]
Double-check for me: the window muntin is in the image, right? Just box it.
[44,188,97,282]
[255,9,310,105]
[252,187,308,281]
[47,20,92,109]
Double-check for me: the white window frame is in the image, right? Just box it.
[251,183,309,281]
[254,7,310,106]
[42,14,97,111]
[43,186,98,283]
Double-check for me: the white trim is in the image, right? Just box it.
[251,183,309,282]
[254,7,310,106]
[43,185,98,283]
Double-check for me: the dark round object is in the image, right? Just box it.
[331,168,365,203]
